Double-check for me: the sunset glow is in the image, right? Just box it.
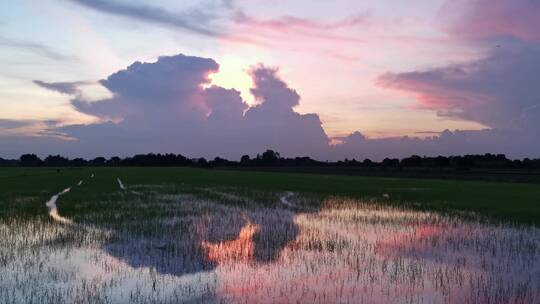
[2,3,540,302]
[1,0,539,159]
[201,223,260,264]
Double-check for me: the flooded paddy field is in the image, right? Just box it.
[1,167,540,303]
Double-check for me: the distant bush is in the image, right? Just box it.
[2,150,539,170]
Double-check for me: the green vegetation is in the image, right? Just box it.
[1,167,540,303]
[1,167,539,224]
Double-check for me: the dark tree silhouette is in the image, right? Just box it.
[108,157,121,166]
[44,155,69,166]
[71,158,88,167]
[240,155,251,165]
[91,157,106,166]
[2,151,540,174]
[258,150,281,166]
[19,154,42,166]
[197,158,208,166]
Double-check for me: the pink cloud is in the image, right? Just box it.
[233,10,368,35]
[440,0,540,42]
[377,67,493,115]
[378,42,540,131]
[9,50,540,160]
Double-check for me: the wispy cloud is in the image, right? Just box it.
[378,45,540,130]
[33,80,92,95]
[66,0,367,47]
[229,9,370,46]
[0,119,32,130]
[440,0,540,42]
[0,119,61,137]
[0,36,69,61]
[378,0,540,131]
[4,52,540,159]
[66,0,229,37]
[233,10,368,34]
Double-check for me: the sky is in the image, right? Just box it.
[0,0,539,160]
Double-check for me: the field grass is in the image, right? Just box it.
[1,166,540,303]
[1,166,539,224]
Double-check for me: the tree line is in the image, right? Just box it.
[1,150,540,170]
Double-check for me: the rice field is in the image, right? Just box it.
[1,168,539,303]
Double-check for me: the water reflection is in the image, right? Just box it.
[103,192,300,276]
[4,189,540,303]
[102,193,540,303]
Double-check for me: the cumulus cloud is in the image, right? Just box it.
[3,47,540,160]
[7,0,540,162]
[64,55,215,122]
[101,54,218,102]
[249,66,299,112]
[30,54,329,159]
[240,66,329,157]
[333,129,540,160]
[361,0,540,159]
[205,86,247,121]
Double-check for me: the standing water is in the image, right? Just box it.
[44,187,72,225]
[2,188,539,303]
[117,178,126,190]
